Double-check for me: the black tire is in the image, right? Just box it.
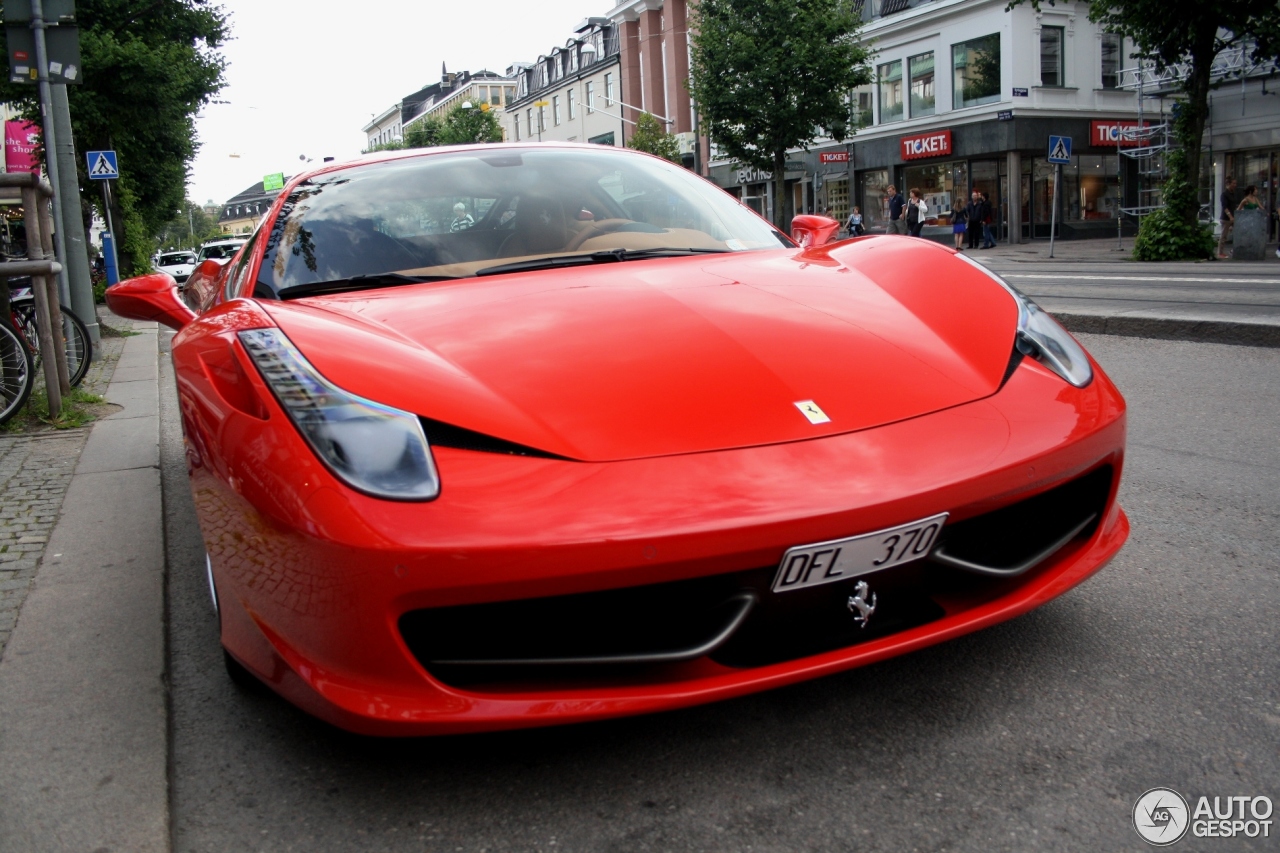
[11,299,92,387]
[0,320,34,424]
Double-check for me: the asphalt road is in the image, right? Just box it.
[972,257,1280,324]
[161,333,1280,853]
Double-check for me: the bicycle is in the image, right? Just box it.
[0,318,34,425]
[6,277,92,387]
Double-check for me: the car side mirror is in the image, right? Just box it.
[790,215,841,248]
[196,258,224,276]
[105,272,197,331]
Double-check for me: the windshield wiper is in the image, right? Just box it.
[475,247,730,277]
[277,272,459,299]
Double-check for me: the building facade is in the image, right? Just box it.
[706,0,1148,240]
[505,19,625,146]
[218,180,283,235]
[364,67,518,150]
[362,104,402,151]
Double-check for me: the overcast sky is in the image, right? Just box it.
[188,0,606,205]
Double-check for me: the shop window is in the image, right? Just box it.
[903,160,967,224]
[850,85,874,128]
[859,169,889,229]
[909,52,935,117]
[953,34,1001,109]
[1040,27,1064,87]
[589,132,615,146]
[825,178,850,225]
[878,60,903,123]
[1100,33,1122,89]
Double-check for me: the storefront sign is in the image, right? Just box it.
[1090,120,1150,147]
[736,167,772,184]
[5,120,40,173]
[1012,87,1029,97]
[818,151,849,164]
[900,130,952,161]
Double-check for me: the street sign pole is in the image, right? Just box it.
[1049,163,1060,258]
[99,178,119,284]
[29,0,72,306]
[51,82,98,348]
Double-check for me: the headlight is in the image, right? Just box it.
[238,328,440,500]
[955,254,1093,388]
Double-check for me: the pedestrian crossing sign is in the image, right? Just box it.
[1047,135,1072,164]
[86,150,118,180]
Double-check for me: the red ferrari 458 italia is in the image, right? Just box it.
[108,144,1127,735]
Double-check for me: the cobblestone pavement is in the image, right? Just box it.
[0,308,132,658]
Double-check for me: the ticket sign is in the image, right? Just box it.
[900,130,952,161]
[818,151,850,164]
[1091,120,1150,147]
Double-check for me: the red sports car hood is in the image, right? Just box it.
[259,238,1019,462]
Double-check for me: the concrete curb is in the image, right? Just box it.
[0,323,168,853]
[1055,312,1280,347]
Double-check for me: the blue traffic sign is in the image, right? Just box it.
[1047,135,1072,164]
[86,149,118,180]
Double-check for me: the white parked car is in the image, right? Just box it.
[196,237,248,265]
[155,250,197,283]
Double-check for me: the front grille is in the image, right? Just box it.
[401,465,1112,688]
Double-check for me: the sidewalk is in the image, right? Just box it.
[0,312,167,853]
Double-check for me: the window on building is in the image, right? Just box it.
[586,81,595,113]
[878,60,903,123]
[568,87,577,120]
[584,31,603,65]
[551,52,563,82]
[1040,26,1064,87]
[953,34,1001,108]
[567,46,579,74]
[605,73,615,105]
[553,95,562,125]
[527,109,534,137]
[538,105,546,132]
[535,62,548,89]
[1100,33,1122,89]
[490,86,502,106]
[909,52,935,117]
[850,84,874,128]
[505,86,515,103]
[515,117,520,141]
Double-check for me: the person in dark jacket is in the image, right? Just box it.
[886,186,906,235]
[965,191,983,249]
[980,192,996,248]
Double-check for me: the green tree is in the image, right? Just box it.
[0,1,228,275]
[437,102,503,145]
[689,0,873,230]
[627,112,681,163]
[154,198,221,252]
[1009,0,1280,259]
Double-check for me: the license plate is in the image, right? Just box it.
[772,513,948,593]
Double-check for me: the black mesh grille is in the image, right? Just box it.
[401,465,1113,688]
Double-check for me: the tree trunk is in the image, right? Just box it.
[773,149,791,233]
[1178,38,1216,225]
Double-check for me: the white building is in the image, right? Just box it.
[505,19,626,147]
[706,0,1148,240]
[362,104,402,151]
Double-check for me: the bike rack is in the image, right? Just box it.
[0,172,68,416]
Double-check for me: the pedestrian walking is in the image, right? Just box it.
[951,198,968,250]
[1218,176,1238,259]
[964,191,983,250]
[906,189,927,238]
[846,206,865,237]
[980,192,997,248]
[886,186,906,235]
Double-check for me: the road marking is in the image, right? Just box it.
[1004,274,1280,285]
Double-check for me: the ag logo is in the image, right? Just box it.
[1133,787,1190,846]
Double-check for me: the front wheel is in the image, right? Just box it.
[12,299,92,387]
[0,320,34,424]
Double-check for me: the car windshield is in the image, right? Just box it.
[254,147,791,297]
[159,252,195,265]
[199,243,243,261]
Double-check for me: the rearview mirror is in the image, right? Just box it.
[790,215,841,248]
[105,273,197,331]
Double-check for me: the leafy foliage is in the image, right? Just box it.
[1009,0,1280,259]
[689,0,873,228]
[153,198,223,252]
[627,113,681,163]
[0,1,228,276]
[1133,151,1215,260]
[367,104,501,154]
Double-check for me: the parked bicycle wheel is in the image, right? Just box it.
[11,299,92,387]
[0,319,34,425]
